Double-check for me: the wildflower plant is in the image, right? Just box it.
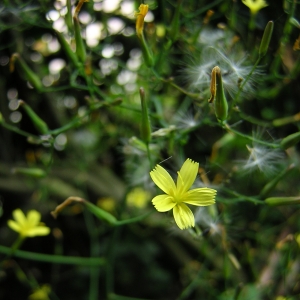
[1,0,300,299]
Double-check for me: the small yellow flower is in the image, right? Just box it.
[28,284,51,300]
[242,0,268,15]
[150,159,217,230]
[135,4,149,37]
[127,187,150,209]
[8,209,50,238]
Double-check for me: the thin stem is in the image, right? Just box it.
[0,245,105,266]
[221,187,265,205]
[146,143,153,170]
[1,121,39,140]
[84,210,101,300]
[224,123,280,149]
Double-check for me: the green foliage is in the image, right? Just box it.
[0,0,300,299]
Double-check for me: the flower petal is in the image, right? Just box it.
[27,210,41,227]
[183,188,217,206]
[7,220,21,233]
[173,203,195,230]
[150,164,176,195]
[177,159,199,194]
[26,226,50,237]
[152,195,176,212]
[12,209,26,226]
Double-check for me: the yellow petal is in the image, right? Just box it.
[26,226,50,237]
[27,210,41,226]
[183,188,217,206]
[173,203,195,230]
[176,158,199,194]
[12,209,26,226]
[150,164,176,194]
[152,195,176,212]
[7,220,21,232]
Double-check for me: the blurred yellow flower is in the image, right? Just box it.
[8,209,50,238]
[242,0,268,15]
[135,4,149,37]
[126,187,150,209]
[150,159,217,230]
[28,284,51,300]
[97,197,116,213]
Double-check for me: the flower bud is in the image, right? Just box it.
[139,87,151,144]
[84,201,117,225]
[55,30,80,67]
[19,100,49,134]
[289,17,300,29]
[72,0,88,63]
[73,16,86,64]
[13,167,47,178]
[259,21,274,58]
[135,4,148,38]
[265,196,300,206]
[209,66,228,123]
[10,53,43,91]
[135,4,154,67]
[280,131,300,149]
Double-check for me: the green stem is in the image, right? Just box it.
[146,143,153,170]
[224,123,279,149]
[221,187,265,205]
[0,245,105,266]
[1,121,39,139]
[84,210,100,300]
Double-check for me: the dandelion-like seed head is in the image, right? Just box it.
[195,207,221,236]
[183,42,263,100]
[242,144,284,176]
[173,110,199,130]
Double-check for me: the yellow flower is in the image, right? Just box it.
[127,187,151,209]
[242,0,268,15]
[28,284,51,300]
[150,159,217,230]
[8,209,50,238]
[135,4,149,37]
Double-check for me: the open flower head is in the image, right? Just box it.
[150,159,217,230]
[242,0,268,15]
[8,209,50,238]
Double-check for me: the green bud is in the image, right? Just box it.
[55,30,80,67]
[280,131,300,149]
[13,167,47,178]
[10,53,43,91]
[139,87,151,144]
[84,201,117,225]
[169,0,183,42]
[209,66,228,123]
[289,17,300,28]
[73,16,86,64]
[0,112,3,124]
[265,196,300,206]
[259,21,274,58]
[19,100,49,134]
[65,0,73,32]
